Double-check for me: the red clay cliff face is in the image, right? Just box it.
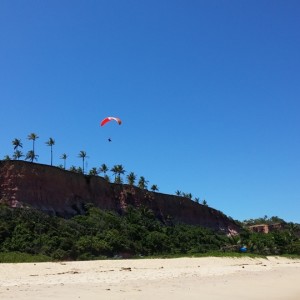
[0,160,240,234]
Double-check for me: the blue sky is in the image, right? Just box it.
[1,1,299,223]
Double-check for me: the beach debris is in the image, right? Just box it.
[120,267,132,271]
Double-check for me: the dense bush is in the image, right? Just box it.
[0,205,299,261]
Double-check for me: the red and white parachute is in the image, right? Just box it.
[100,117,122,126]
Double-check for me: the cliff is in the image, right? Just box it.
[0,160,240,234]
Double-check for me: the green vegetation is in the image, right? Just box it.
[0,252,52,263]
[242,215,285,226]
[0,205,299,262]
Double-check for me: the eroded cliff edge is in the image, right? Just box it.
[0,160,240,234]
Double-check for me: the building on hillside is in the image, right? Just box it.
[249,223,284,234]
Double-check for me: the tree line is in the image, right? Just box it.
[3,133,206,203]
[3,134,158,191]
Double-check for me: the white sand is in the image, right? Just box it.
[1,256,300,300]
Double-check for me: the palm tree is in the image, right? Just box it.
[60,153,68,169]
[99,163,110,181]
[126,172,136,185]
[182,192,192,199]
[89,167,98,176]
[110,165,118,181]
[151,184,159,192]
[45,137,55,166]
[99,163,109,177]
[13,150,24,160]
[25,150,39,162]
[27,133,39,153]
[138,176,148,190]
[69,166,83,174]
[12,138,23,150]
[187,193,193,199]
[202,199,208,206]
[78,150,88,174]
[69,165,77,172]
[116,164,125,179]
[76,167,83,174]
[175,190,182,196]
[110,164,125,183]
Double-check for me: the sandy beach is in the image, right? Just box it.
[1,256,300,300]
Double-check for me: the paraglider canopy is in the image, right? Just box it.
[100,117,122,126]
